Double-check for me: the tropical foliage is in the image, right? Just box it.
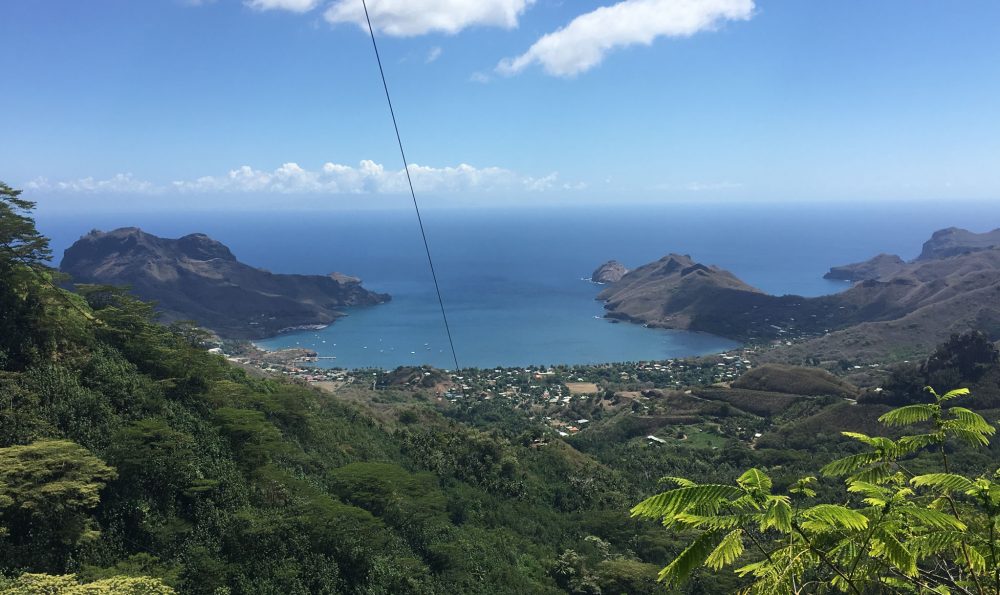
[634,387,1000,593]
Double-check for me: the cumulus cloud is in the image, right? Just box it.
[324,0,535,37]
[498,0,754,77]
[28,161,578,195]
[245,0,320,12]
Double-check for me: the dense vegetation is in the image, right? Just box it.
[2,181,999,594]
[0,185,678,593]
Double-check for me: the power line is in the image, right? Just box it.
[361,0,461,372]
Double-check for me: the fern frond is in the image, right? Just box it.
[851,462,896,485]
[910,473,976,493]
[879,404,937,427]
[939,388,971,401]
[899,432,944,452]
[737,468,773,493]
[847,481,889,498]
[871,527,917,576]
[657,529,724,586]
[761,496,792,533]
[706,529,745,570]
[898,507,967,531]
[821,452,880,477]
[908,530,965,556]
[941,425,992,447]
[947,407,995,434]
[658,476,696,488]
[673,512,743,530]
[964,544,987,574]
[800,504,869,532]
[631,484,744,519]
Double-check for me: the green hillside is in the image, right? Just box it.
[3,182,1000,594]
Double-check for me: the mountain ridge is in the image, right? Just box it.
[60,227,389,339]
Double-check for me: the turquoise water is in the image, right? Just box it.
[37,200,1000,369]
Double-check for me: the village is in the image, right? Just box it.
[218,339,764,439]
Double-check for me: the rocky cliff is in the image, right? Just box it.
[918,227,1000,261]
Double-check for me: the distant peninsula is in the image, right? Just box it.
[823,253,906,282]
[60,227,389,339]
[596,228,1000,360]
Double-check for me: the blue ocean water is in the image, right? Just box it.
[36,200,1000,369]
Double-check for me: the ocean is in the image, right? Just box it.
[36,200,1000,369]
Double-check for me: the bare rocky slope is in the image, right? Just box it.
[597,232,1000,359]
[60,227,389,339]
[591,260,629,283]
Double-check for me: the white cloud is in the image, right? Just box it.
[245,0,320,12]
[426,46,443,63]
[26,173,159,194]
[498,0,754,77]
[28,161,579,195]
[469,71,492,84]
[324,0,535,37]
[684,181,742,192]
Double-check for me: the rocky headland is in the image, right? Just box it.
[60,227,390,339]
[918,227,1000,261]
[591,260,629,283]
[597,228,1000,359]
[823,253,906,282]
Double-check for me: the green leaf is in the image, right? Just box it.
[851,463,896,485]
[940,388,971,401]
[846,481,889,498]
[898,507,967,531]
[658,476,696,488]
[909,531,965,556]
[672,512,742,530]
[944,427,991,447]
[947,407,995,435]
[657,530,725,586]
[899,432,944,451]
[821,452,880,477]
[965,545,987,574]
[911,473,977,494]
[800,504,869,532]
[631,484,744,519]
[879,404,937,427]
[705,529,745,570]
[872,527,917,576]
[761,496,792,533]
[737,468,772,493]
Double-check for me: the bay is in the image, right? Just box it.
[36,200,1000,369]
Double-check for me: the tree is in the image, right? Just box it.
[633,387,1000,594]
[0,181,51,268]
[0,440,117,571]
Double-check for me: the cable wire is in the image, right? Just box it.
[361,0,461,372]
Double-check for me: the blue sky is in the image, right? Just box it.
[2,0,999,208]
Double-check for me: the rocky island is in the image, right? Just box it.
[60,227,389,339]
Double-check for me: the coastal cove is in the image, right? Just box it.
[37,200,1000,369]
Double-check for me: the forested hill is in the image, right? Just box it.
[5,181,1000,594]
[0,186,683,593]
